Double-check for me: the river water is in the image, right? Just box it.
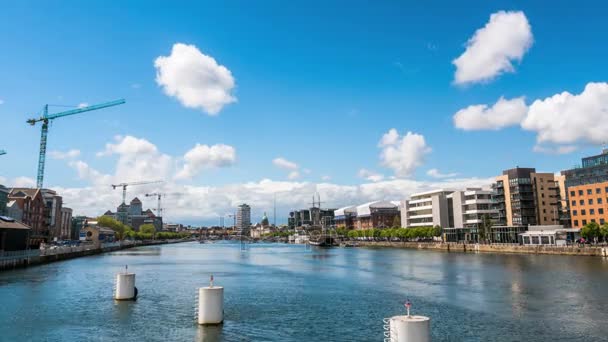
[0,242,607,341]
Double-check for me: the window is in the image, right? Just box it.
[590,209,595,215]
[582,219,587,225]
[597,188,602,194]
[574,220,579,226]
[599,198,603,204]
[582,209,586,215]
[606,187,608,193]
[571,191,576,197]
[580,200,584,205]
[542,193,545,198]
[589,199,594,205]
[600,208,604,214]
[579,190,584,196]
[572,200,576,206]
[588,189,593,195]
[544,216,547,221]
[543,209,546,213]
[592,219,596,223]
[601,218,606,225]
[542,201,546,205]
[573,210,578,216]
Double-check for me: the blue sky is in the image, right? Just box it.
[1,1,608,224]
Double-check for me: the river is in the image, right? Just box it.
[0,241,607,341]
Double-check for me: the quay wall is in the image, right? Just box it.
[356,241,607,257]
[0,239,192,271]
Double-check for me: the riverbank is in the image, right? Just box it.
[0,239,195,271]
[355,241,608,257]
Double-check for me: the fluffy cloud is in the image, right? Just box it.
[453,96,527,130]
[522,82,608,146]
[358,169,384,182]
[175,144,237,180]
[1,176,36,188]
[272,157,298,170]
[287,171,300,180]
[155,43,236,115]
[77,103,89,109]
[49,149,81,160]
[379,129,431,178]
[453,11,533,85]
[426,168,458,179]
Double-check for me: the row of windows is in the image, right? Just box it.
[570,187,608,197]
[574,218,606,226]
[572,208,605,216]
[571,198,605,206]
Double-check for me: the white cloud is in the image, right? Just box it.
[154,43,236,115]
[272,157,298,170]
[426,168,459,179]
[453,96,527,130]
[175,143,237,180]
[453,11,533,85]
[49,149,81,160]
[358,169,385,182]
[321,175,331,181]
[522,82,608,146]
[532,145,577,155]
[77,103,89,109]
[1,176,36,188]
[287,171,300,180]
[379,129,431,178]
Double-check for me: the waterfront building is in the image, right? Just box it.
[103,197,162,231]
[334,205,357,229]
[448,188,497,229]
[41,189,63,240]
[0,216,30,251]
[236,203,251,234]
[492,167,560,227]
[0,185,8,216]
[402,189,452,228]
[79,225,116,245]
[71,216,88,240]
[288,207,336,229]
[519,225,580,246]
[8,188,46,246]
[354,201,400,230]
[561,149,608,228]
[59,207,72,240]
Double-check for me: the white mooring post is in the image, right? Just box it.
[384,300,431,342]
[115,265,137,300]
[197,275,224,325]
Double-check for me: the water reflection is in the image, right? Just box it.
[195,325,222,342]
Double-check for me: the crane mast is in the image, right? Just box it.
[27,99,126,188]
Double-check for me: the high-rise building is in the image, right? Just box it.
[449,188,497,229]
[492,167,560,227]
[236,203,251,233]
[41,189,63,240]
[561,149,608,228]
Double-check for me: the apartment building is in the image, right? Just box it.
[449,188,496,229]
[401,189,451,228]
[561,149,608,228]
[236,203,251,233]
[492,167,560,227]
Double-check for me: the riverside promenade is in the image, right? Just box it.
[0,239,194,271]
[356,240,608,257]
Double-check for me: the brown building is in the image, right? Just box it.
[353,201,400,230]
[8,188,47,246]
[0,216,31,251]
[567,182,608,228]
[492,168,560,227]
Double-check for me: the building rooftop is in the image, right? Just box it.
[0,216,31,230]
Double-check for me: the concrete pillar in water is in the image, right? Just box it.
[197,275,224,325]
[389,315,431,342]
[115,266,136,300]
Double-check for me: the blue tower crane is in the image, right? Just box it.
[27,99,125,188]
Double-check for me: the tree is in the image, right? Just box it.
[479,214,493,243]
[581,222,601,242]
[601,223,608,243]
[139,224,156,239]
[97,216,131,240]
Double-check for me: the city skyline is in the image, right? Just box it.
[2,2,608,224]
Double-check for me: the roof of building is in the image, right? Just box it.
[0,216,31,230]
[355,201,398,217]
[9,188,41,198]
[410,189,454,198]
[130,197,142,204]
[335,205,357,217]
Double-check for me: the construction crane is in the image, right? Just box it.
[0,150,6,156]
[145,192,182,218]
[112,180,163,205]
[27,99,126,188]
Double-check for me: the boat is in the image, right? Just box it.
[308,235,336,247]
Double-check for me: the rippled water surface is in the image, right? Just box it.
[1,242,608,341]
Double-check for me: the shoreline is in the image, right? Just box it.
[0,239,195,272]
[354,241,608,257]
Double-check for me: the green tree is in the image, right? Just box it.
[96,216,132,240]
[139,224,156,239]
[581,222,601,242]
[600,223,608,243]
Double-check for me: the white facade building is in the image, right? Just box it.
[402,189,452,228]
[448,188,496,228]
